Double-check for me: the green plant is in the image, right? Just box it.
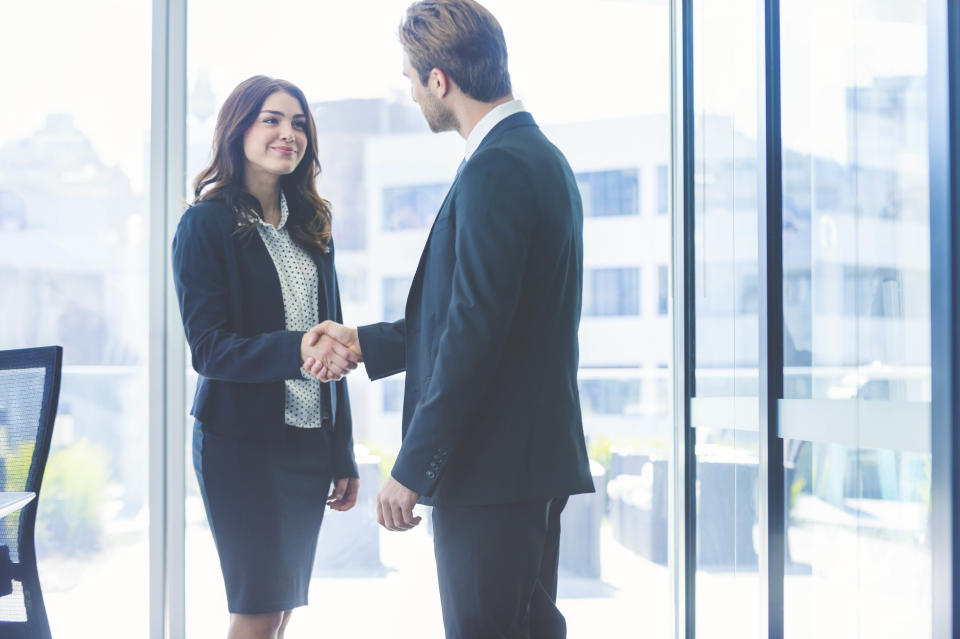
[789,476,806,511]
[587,435,670,473]
[588,436,613,471]
[2,441,36,540]
[360,443,399,482]
[35,440,107,556]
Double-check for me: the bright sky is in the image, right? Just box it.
[0,0,927,193]
[0,0,667,192]
[187,0,669,115]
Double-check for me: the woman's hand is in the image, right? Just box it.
[327,477,360,511]
[300,330,361,382]
[302,321,363,382]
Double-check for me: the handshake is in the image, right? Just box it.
[299,320,363,383]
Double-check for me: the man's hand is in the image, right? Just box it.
[327,477,359,511]
[376,476,421,532]
[300,329,360,382]
[303,321,362,382]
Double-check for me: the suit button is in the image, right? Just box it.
[437,448,447,456]
[426,470,436,479]
[429,461,440,470]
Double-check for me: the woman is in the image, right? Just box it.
[172,75,362,639]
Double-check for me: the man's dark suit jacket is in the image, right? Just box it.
[358,112,594,506]
[171,200,358,479]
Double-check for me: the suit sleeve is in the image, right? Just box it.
[357,320,406,380]
[330,268,359,479]
[390,150,536,496]
[172,207,304,383]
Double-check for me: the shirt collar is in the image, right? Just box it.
[464,99,526,161]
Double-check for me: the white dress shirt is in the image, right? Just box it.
[463,99,527,161]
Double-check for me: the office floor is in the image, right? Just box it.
[35,499,928,638]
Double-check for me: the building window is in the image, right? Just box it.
[656,164,668,215]
[382,378,404,413]
[657,265,669,316]
[382,277,411,320]
[578,379,643,415]
[575,169,639,217]
[336,267,367,303]
[583,268,640,316]
[382,183,450,231]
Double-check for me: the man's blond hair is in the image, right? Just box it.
[400,0,512,102]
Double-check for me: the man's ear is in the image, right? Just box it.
[429,67,452,99]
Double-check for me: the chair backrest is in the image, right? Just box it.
[0,346,62,638]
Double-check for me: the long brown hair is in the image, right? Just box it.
[193,75,332,250]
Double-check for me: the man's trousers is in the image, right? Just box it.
[432,496,569,639]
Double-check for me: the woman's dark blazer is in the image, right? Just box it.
[171,199,358,479]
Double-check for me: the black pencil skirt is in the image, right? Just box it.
[193,420,334,614]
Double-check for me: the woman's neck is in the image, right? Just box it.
[244,167,282,227]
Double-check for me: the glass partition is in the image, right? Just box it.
[779,1,931,636]
[691,0,763,636]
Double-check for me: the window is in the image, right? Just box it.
[779,2,931,635]
[807,265,924,320]
[383,183,450,231]
[0,3,152,636]
[382,277,411,320]
[382,378,404,413]
[691,0,763,635]
[657,265,669,316]
[579,379,643,415]
[576,169,640,217]
[656,163,669,214]
[336,267,367,303]
[583,268,640,316]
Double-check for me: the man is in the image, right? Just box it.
[305,1,593,635]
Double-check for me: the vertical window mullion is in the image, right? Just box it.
[929,0,960,636]
[673,0,697,636]
[758,0,785,636]
[149,0,187,636]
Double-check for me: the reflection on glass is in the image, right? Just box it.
[780,1,931,637]
[692,0,762,636]
[185,0,672,636]
[0,2,151,636]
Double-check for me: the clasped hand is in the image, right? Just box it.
[299,320,363,382]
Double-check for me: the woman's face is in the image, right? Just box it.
[242,90,308,178]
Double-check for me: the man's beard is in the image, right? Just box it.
[422,92,460,133]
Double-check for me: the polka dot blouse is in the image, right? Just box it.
[255,191,326,429]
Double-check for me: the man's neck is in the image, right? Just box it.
[456,94,515,139]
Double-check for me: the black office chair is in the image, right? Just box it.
[0,346,62,639]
